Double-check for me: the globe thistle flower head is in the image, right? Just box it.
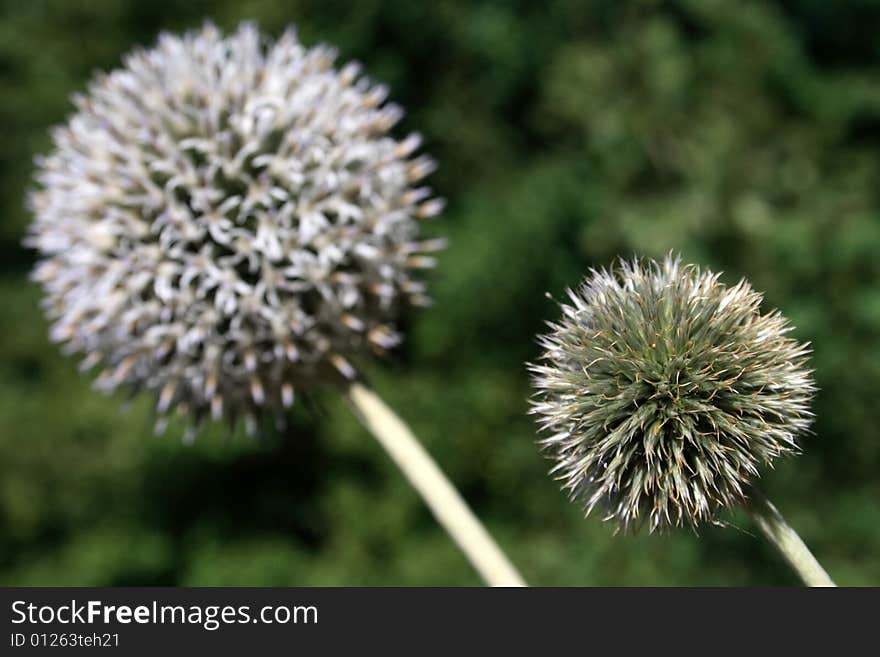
[26,22,445,437]
[529,255,814,532]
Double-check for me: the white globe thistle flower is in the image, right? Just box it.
[529,255,815,532]
[26,22,445,437]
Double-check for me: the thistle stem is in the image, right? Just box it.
[345,381,526,587]
[745,488,835,587]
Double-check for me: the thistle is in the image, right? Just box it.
[26,22,444,436]
[25,22,523,587]
[530,255,833,585]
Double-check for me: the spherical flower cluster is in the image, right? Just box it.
[26,22,444,436]
[529,255,815,531]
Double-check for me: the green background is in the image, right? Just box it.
[1,0,878,586]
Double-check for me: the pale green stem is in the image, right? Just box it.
[345,381,526,587]
[745,487,835,587]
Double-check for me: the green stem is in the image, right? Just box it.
[745,488,835,587]
[345,381,527,587]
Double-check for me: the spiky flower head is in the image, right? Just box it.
[529,255,814,532]
[26,22,444,437]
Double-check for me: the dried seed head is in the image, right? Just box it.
[529,254,815,532]
[26,22,444,435]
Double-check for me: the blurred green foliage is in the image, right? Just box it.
[1,0,878,585]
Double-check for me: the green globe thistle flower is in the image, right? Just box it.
[529,255,815,532]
